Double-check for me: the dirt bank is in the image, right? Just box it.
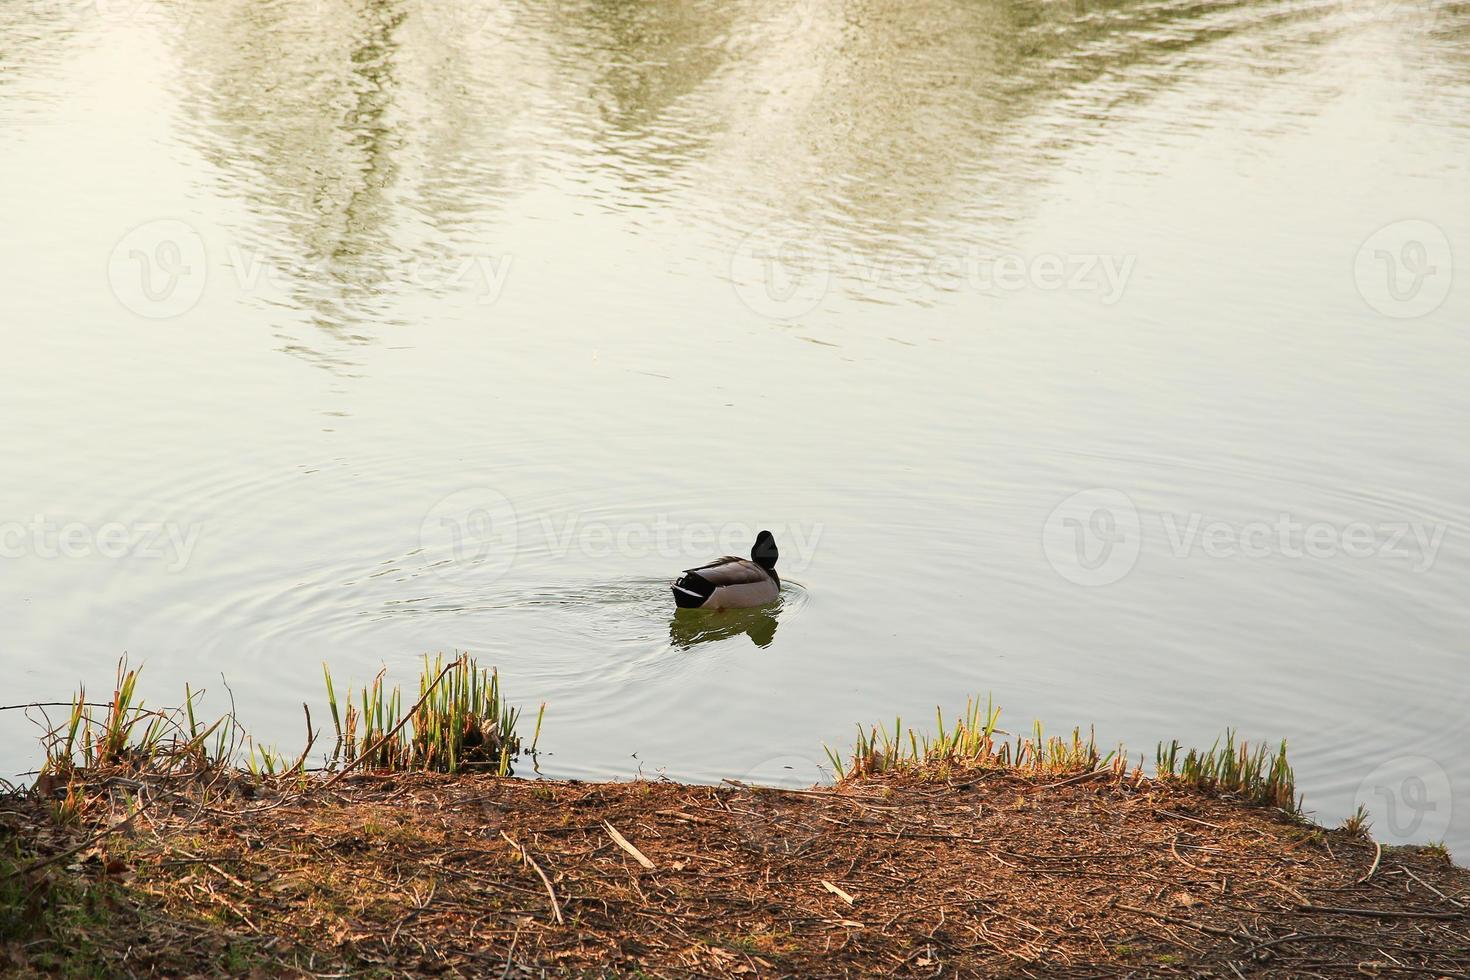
[4,767,1467,977]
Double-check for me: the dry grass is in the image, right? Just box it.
[826,697,1122,782]
[30,655,542,790]
[4,768,1467,977]
[828,698,1298,820]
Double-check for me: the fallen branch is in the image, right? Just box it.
[1154,809,1224,831]
[1394,864,1465,907]
[1240,931,1394,957]
[1036,769,1111,790]
[1294,903,1464,920]
[1113,902,1257,942]
[501,832,563,925]
[603,821,655,870]
[1170,835,1207,873]
[1353,841,1382,885]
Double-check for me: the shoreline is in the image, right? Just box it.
[4,662,1466,975]
[5,764,1468,976]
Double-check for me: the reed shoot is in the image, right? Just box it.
[33,653,538,792]
[825,696,1122,781]
[37,658,244,783]
[1156,730,1298,813]
[323,654,533,775]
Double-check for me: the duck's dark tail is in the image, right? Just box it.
[671,571,713,609]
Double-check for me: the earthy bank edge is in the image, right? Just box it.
[4,766,1468,977]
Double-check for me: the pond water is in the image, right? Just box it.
[2,0,1467,854]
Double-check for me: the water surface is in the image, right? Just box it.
[2,0,1468,853]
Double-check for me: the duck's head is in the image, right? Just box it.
[751,529,778,570]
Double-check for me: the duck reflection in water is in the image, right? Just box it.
[669,605,780,649]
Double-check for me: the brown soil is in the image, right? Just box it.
[3,768,1468,977]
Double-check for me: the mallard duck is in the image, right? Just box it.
[671,530,780,610]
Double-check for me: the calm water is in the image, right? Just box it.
[3,0,1468,853]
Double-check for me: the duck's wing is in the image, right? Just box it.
[674,557,779,610]
[682,556,766,587]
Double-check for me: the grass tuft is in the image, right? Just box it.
[324,654,538,776]
[37,658,239,790]
[30,653,541,795]
[1340,803,1372,838]
[1156,731,1298,813]
[1423,841,1452,863]
[826,700,1297,817]
[825,696,1123,782]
